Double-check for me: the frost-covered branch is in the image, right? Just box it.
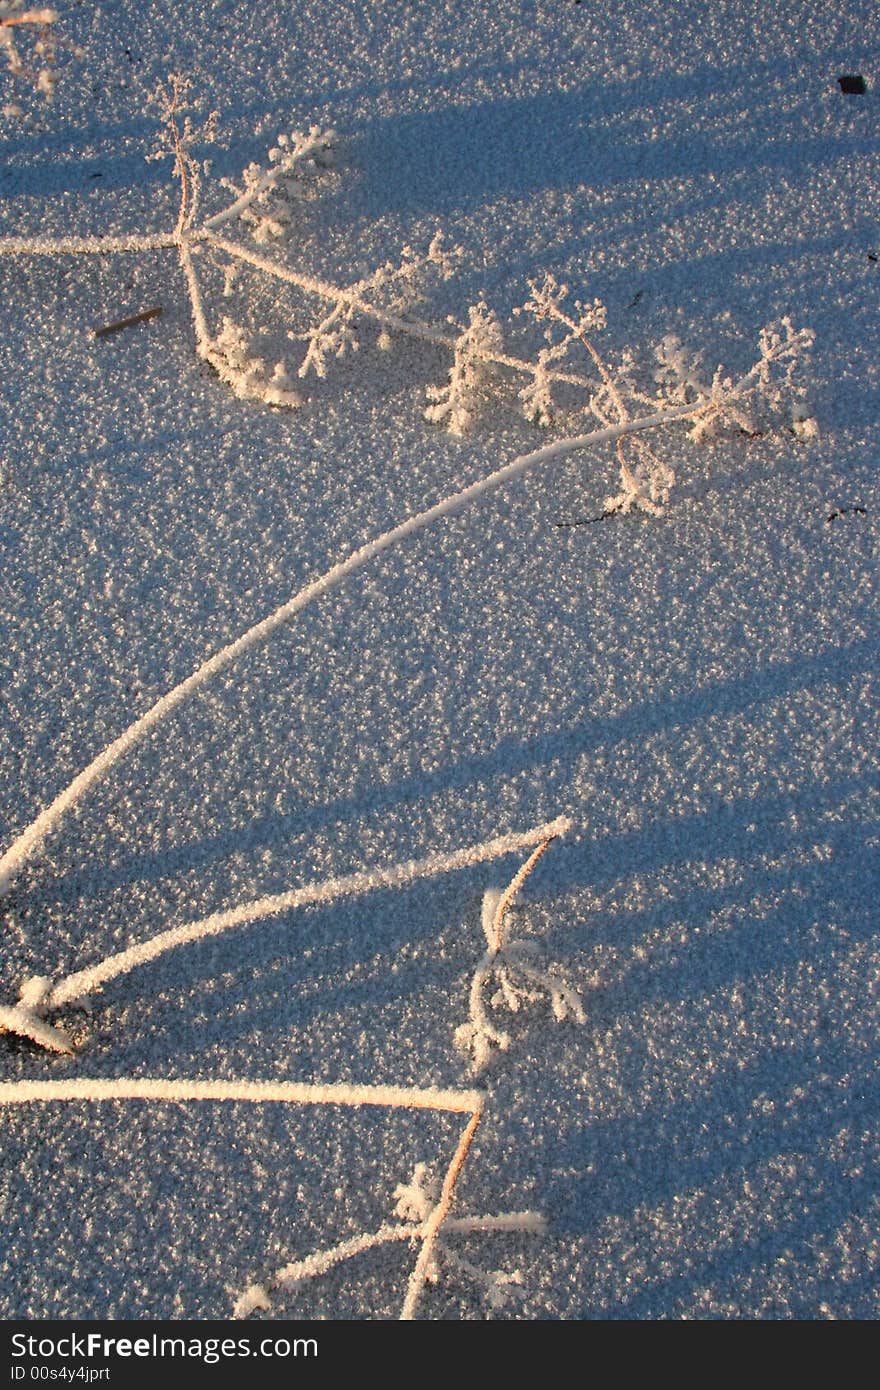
[455,830,584,1075]
[0,817,570,1052]
[0,1075,498,1320]
[233,1205,545,1319]
[515,274,610,428]
[401,1106,482,1319]
[0,90,816,911]
[0,79,815,460]
[294,233,458,380]
[202,126,336,234]
[425,300,505,436]
[517,276,815,517]
[0,230,178,255]
[0,1076,484,1112]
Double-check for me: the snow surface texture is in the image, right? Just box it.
[0,0,878,1319]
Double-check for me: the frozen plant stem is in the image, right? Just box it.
[237,1209,546,1319]
[201,231,598,391]
[464,841,551,1063]
[0,8,58,104]
[0,1075,483,1111]
[0,816,570,1053]
[487,836,555,954]
[0,99,812,901]
[456,831,584,1073]
[0,407,700,902]
[401,1106,482,1319]
[0,92,814,422]
[0,9,57,24]
[0,1075,486,1321]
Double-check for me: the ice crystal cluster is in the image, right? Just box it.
[425,300,505,435]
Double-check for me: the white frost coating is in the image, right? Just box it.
[177,235,211,349]
[448,1211,547,1235]
[425,300,505,435]
[0,1002,72,1053]
[233,1210,546,1317]
[401,1107,482,1319]
[0,403,697,900]
[231,1283,271,1319]
[0,232,178,255]
[0,977,72,1053]
[456,839,584,1074]
[238,1223,419,1315]
[33,816,571,1017]
[0,1077,484,1113]
[201,127,335,232]
[204,231,598,390]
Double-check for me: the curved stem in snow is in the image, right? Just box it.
[488,835,555,953]
[0,405,700,901]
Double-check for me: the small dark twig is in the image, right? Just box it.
[827,506,867,524]
[93,306,164,339]
[555,507,618,529]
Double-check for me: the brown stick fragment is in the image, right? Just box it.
[93,305,163,339]
[0,10,58,27]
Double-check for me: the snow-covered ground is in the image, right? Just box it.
[0,1,877,1319]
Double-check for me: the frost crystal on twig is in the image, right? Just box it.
[214,126,337,244]
[425,300,504,435]
[515,274,607,427]
[392,1161,543,1313]
[393,1161,440,1225]
[517,275,677,516]
[439,1247,528,1312]
[148,75,220,235]
[294,233,458,379]
[517,278,815,518]
[201,316,302,406]
[652,318,816,443]
[230,1135,545,1320]
[455,828,583,1075]
[0,975,72,1053]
